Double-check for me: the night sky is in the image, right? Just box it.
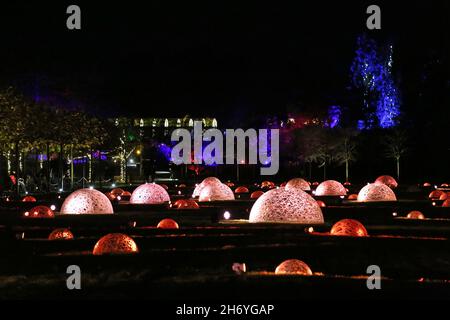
[0,1,448,125]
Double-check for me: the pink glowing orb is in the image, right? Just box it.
[375,175,398,189]
[192,177,222,197]
[285,178,311,192]
[93,233,139,255]
[330,219,368,237]
[407,211,425,220]
[315,180,346,196]
[24,206,54,218]
[61,188,114,214]
[199,183,235,202]
[250,190,264,199]
[235,186,249,194]
[157,218,179,229]
[49,228,74,240]
[275,259,313,275]
[357,183,397,202]
[249,188,324,224]
[423,182,431,187]
[130,183,170,204]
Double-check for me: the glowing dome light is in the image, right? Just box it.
[261,181,275,189]
[111,188,124,196]
[192,177,223,197]
[105,192,116,201]
[285,178,311,192]
[249,188,324,224]
[348,194,358,200]
[122,191,132,197]
[24,206,54,218]
[407,211,425,220]
[375,175,398,189]
[275,259,313,276]
[49,228,74,240]
[22,196,37,202]
[316,200,326,208]
[330,219,368,237]
[250,190,264,199]
[61,188,114,215]
[315,180,347,196]
[235,186,249,194]
[439,193,448,201]
[423,182,431,187]
[357,183,397,202]
[199,183,235,202]
[157,218,179,229]
[173,199,199,209]
[443,200,450,207]
[93,233,139,255]
[223,211,231,219]
[130,183,170,204]
[429,190,445,200]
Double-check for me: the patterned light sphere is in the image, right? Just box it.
[275,259,313,275]
[235,186,249,193]
[357,183,397,202]
[249,188,324,224]
[111,188,125,196]
[61,188,114,214]
[330,219,368,237]
[173,199,199,209]
[130,183,170,204]
[22,196,37,202]
[315,180,347,196]
[93,233,139,255]
[192,177,223,197]
[24,206,54,218]
[429,190,445,200]
[375,175,398,189]
[285,178,311,192]
[261,181,275,189]
[250,190,264,199]
[199,183,235,202]
[48,228,74,240]
[407,211,425,220]
[157,218,180,229]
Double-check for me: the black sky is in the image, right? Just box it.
[0,1,448,124]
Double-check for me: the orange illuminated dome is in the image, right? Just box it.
[105,192,116,201]
[22,196,37,202]
[407,211,425,220]
[48,228,74,240]
[235,186,249,193]
[61,188,114,214]
[111,188,124,196]
[130,183,170,204]
[122,191,132,197]
[423,182,431,187]
[315,180,347,196]
[357,183,397,202]
[178,183,187,188]
[249,188,324,224]
[285,178,311,192]
[343,181,352,186]
[261,181,275,189]
[443,199,450,207]
[173,199,199,209]
[439,193,448,201]
[429,190,445,200]
[348,194,358,200]
[316,200,326,207]
[280,182,287,188]
[441,183,449,187]
[160,184,169,190]
[330,219,368,237]
[199,183,235,202]
[24,206,55,218]
[224,181,235,187]
[312,182,319,186]
[275,259,313,275]
[375,175,398,189]
[93,233,139,255]
[250,190,264,199]
[192,177,223,197]
[157,218,180,229]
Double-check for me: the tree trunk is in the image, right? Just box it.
[396,157,400,181]
[60,143,64,191]
[345,160,349,182]
[323,162,327,181]
[46,143,50,192]
[70,145,74,190]
[15,142,19,196]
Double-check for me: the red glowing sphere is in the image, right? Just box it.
[160,184,169,190]
[275,259,313,275]
[423,182,431,187]
[439,193,448,201]
[130,183,170,204]
[315,180,347,196]
[93,233,139,255]
[375,175,398,189]
[111,188,125,196]
[343,181,352,186]
[105,192,116,201]
[24,206,54,218]
[280,182,287,187]
[443,199,450,207]
[407,211,425,220]
[22,196,37,202]
[285,178,310,192]
[121,191,132,197]
[316,200,326,207]
[48,228,74,240]
[157,218,180,229]
[250,190,264,199]
[441,183,449,187]
[261,181,275,189]
[330,219,368,237]
[235,186,249,193]
[312,182,319,186]
[173,199,199,209]
[224,181,235,187]
[348,194,358,200]
[429,190,445,200]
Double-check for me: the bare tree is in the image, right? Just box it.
[335,128,358,182]
[384,129,408,181]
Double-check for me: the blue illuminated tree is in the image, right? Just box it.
[350,35,400,128]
